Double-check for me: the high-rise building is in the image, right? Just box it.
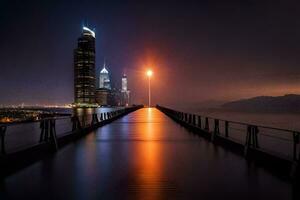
[99,62,111,90]
[95,88,109,106]
[121,74,130,106]
[122,74,128,91]
[74,26,96,107]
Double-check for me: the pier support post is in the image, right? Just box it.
[244,125,259,156]
[0,126,7,155]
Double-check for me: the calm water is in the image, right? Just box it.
[0,108,294,199]
[4,107,122,153]
[197,109,300,131]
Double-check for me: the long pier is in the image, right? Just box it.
[0,107,298,199]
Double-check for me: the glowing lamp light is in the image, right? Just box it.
[146,69,153,107]
[147,70,153,77]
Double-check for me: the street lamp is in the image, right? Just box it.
[146,70,153,107]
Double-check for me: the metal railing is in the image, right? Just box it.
[0,106,143,155]
[157,105,300,163]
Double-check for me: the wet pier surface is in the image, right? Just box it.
[0,108,293,199]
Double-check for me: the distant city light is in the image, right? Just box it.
[83,26,95,38]
[146,70,153,77]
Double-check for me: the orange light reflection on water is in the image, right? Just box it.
[133,108,164,200]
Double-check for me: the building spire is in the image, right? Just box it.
[100,59,109,74]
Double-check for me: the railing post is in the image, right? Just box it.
[100,113,103,121]
[176,112,179,119]
[184,113,188,122]
[188,114,192,124]
[91,113,99,125]
[91,114,95,124]
[81,115,86,128]
[212,119,220,141]
[197,116,201,129]
[50,119,58,151]
[253,126,259,148]
[0,125,7,155]
[225,121,229,138]
[204,117,209,132]
[291,132,300,179]
[214,119,220,134]
[293,132,300,161]
[72,116,81,131]
[192,115,196,126]
[244,125,251,156]
[40,119,48,142]
[244,125,259,156]
[39,119,57,150]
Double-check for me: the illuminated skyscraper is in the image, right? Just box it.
[99,62,111,90]
[74,26,96,107]
[122,74,128,91]
[121,74,130,106]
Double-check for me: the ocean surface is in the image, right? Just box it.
[197,109,300,131]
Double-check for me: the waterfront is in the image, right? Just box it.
[1,108,294,200]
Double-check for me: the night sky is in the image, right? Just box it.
[1,0,300,107]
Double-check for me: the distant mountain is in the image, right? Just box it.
[222,94,300,113]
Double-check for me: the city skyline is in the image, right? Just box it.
[0,1,300,108]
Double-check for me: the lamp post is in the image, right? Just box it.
[146,70,153,107]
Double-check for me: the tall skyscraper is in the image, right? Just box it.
[121,74,130,106]
[74,26,96,107]
[99,62,111,90]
